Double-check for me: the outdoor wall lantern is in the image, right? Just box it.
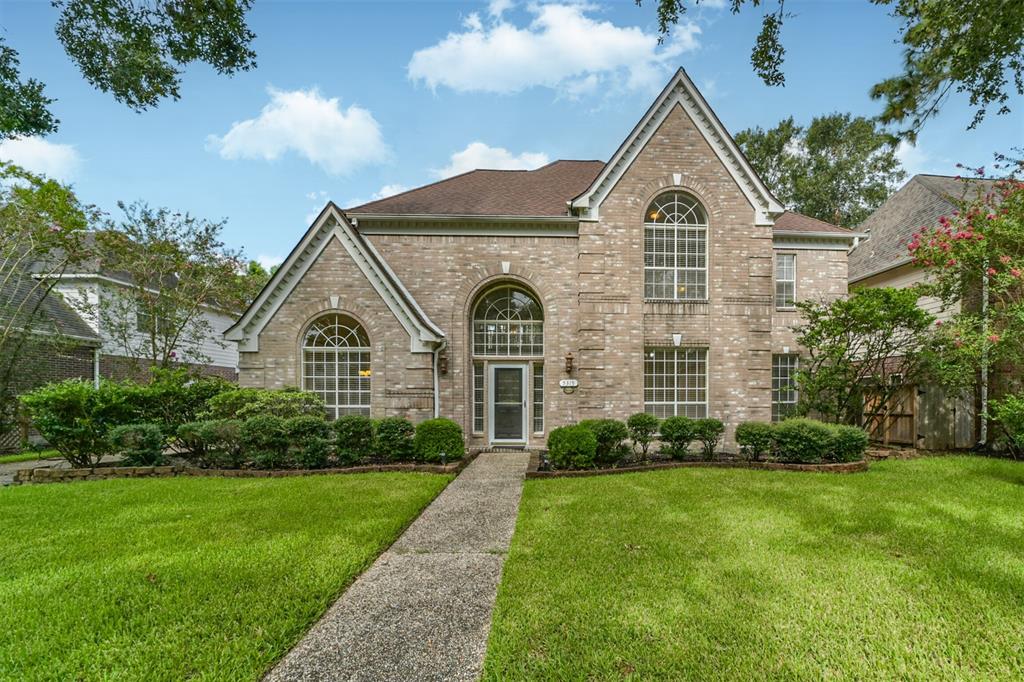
[564,351,575,375]
[438,352,449,375]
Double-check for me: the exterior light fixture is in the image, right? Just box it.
[564,351,575,375]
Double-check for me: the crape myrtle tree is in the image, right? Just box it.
[792,287,935,426]
[640,0,1024,140]
[735,113,906,226]
[909,161,1024,450]
[1,0,257,139]
[0,162,96,440]
[90,201,263,374]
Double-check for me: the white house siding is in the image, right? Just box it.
[853,262,958,323]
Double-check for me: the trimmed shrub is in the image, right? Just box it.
[659,416,695,460]
[413,418,465,463]
[191,419,244,468]
[20,380,139,467]
[204,387,262,419]
[991,393,1024,457]
[692,418,725,461]
[204,387,326,421]
[176,421,207,461]
[829,424,869,463]
[109,423,167,466]
[142,368,233,437]
[294,437,331,469]
[579,419,630,465]
[627,412,660,459]
[773,418,834,463]
[375,417,415,461]
[241,415,290,469]
[735,421,775,461]
[285,415,330,442]
[334,415,375,465]
[547,425,598,469]
[284,416,331,469]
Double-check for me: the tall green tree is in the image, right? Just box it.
[641,0,1024,139]
[1,0,256,139]
[735,113,905,226]
[0,162,96,440]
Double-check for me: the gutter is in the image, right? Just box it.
[849,256,913,284]
[772,230,866,240]
[431,339,448,419]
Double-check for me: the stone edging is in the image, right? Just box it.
[13,452,476,485]
[526,457,868,478]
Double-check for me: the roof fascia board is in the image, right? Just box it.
[849,256,914,284]
[45,273,241,317]
[772,234,856,251]
[348,213,577,223]
[571,68,784,224]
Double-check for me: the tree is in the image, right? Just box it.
[641,0,1024,139]
[793,287,935,425]
[0,162,95,440]
[89,201,249,373]
[735,113,905,226]
[1,0,256,139]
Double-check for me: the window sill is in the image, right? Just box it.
[775,306,798,313]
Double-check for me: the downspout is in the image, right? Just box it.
[432,339,447,419]
[93,347,100,388]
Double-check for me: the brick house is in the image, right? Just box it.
[226,69,856,451]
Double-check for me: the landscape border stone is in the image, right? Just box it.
[526,457,868,478]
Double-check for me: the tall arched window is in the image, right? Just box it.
[302,314,371,418]
[644,191,708,300]
[472,285,544,356]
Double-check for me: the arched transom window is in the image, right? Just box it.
[472,285,544,356]
[644,191,708,300]
[302,314,371,418]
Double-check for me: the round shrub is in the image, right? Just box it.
[374,417,415,462]
[109,423,166,466]
[773,418,834,463]
[176,421,207,461]
[285,415,330,442]
[735,421,775,461]
[413,418,465,463]
[627,412,660,459]
[692,418,725,461]
[579,419,629,465]
[829,424,869,462]
[193,419,244,468]
[547,425,598,469]
[294,437,331,469]
[203,387,262,419]
[658,416,695,460]
[241,415,290,469]
[334,415,375,465]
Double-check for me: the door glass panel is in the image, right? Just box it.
[493,367,523,440]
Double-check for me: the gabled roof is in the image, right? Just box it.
[347,160,604,218]
[224,203,444,353]
[849,174,996,282]
[774,211,853,236]
[571,67,785,224]
[0,275,100,344]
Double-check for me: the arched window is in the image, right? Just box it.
[644,191,708,300]
[302,314,371,418]
[472,285,543,356]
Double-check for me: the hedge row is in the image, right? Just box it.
[736,418,868,463]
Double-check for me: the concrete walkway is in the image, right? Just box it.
[265,450,531,682]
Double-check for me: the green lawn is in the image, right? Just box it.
[0,449,57,464]
[484,457,1024,680]
[0,473,450,680]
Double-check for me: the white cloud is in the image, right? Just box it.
[255,254,284,270]
[0,137,81,181]
[206,87,388,175]
[488,0,514,17]
[408,3,700,95]
[372,183,409,200]
[433,141,549,179]
[896,140,936,178]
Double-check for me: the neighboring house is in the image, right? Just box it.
[226,69,857,451]
[849,174,994,450]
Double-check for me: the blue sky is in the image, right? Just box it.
[2,0,1021,267]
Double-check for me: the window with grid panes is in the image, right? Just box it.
[775,254,796,308]
[772,354,799,421]
[643,347,708,418]
[301,314,371,418]
[643,192,708,300]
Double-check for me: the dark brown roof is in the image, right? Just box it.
[773,211,852,235]
[849,175,996,281]
[347,160,605,217]
[0,275,100,343]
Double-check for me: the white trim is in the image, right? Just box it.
[36,273,239,317]
[773,230,865,239]
[772,235,855,251]
[224,203,445,353]
[849,256,913,284]
[488,363,528,445]
[571,68,784,225]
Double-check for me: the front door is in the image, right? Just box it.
[489,364,527,444]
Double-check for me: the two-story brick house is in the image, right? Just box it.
[225,69,856,450]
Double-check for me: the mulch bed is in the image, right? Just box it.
[527,455,868,478]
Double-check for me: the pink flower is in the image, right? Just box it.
[987,267,998,276]
[955,339,964,348]
[946,258,957,267]
[1012,269,1022,278]
[1000,255,1012,264]
[170,351,177,358]
[935,320,943,327]
[988,334,1001,343]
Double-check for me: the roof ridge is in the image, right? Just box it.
[781,209,850,231]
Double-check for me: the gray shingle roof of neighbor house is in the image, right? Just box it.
[848,174,997,282]
[346,158,849,236]
[0,276,100,344]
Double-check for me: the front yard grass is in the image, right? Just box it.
[484,456,1024,679]
[0,473,451,680]
[0,449,58,464]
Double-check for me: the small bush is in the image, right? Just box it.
[547,425,598,469]
[627,412,660,459]
[334,415,375,465]
[285,415,330,442]
[204,387,326,421]
[773,418,834,463]
[579,419,629,465]
[294,437,331,469]
[204,388,262,419]
[413,418,464,463]
[658,416,695,460]
[692,418,724,461]
[735,422,775,461]
[829,424,869,462]
[375,417,415,461]
[191,419,244,468]
[241,415,290,468]
[176,421,207,461]
[109,423,167,466]
[991,393,1024,457]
